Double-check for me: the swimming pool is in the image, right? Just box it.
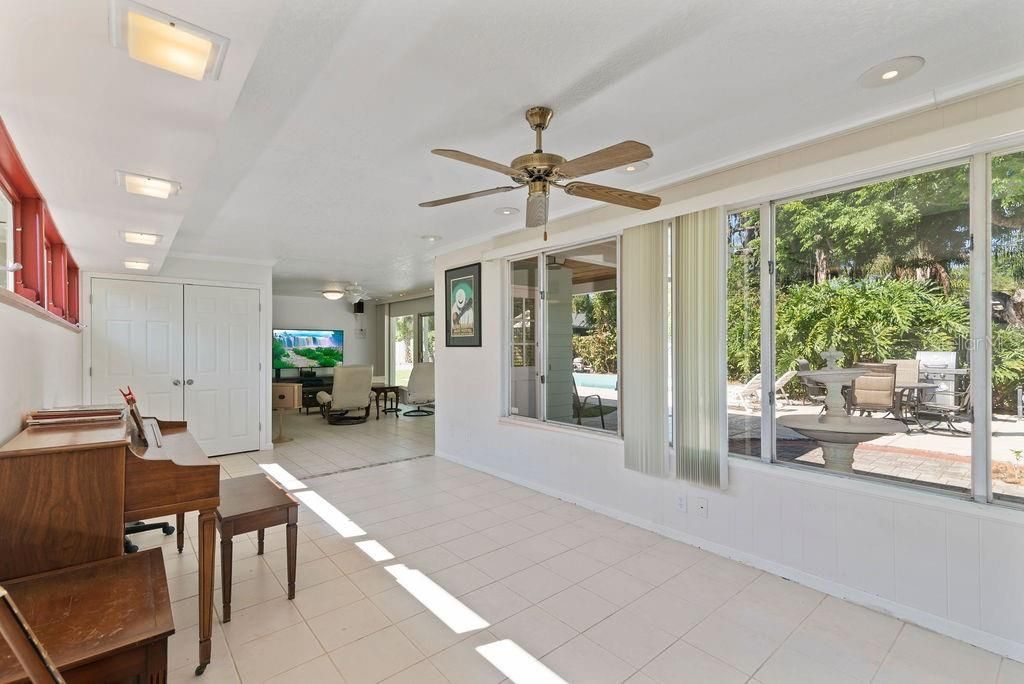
[573,372,618,390]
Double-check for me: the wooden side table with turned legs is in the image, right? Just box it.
[215,474,299,622]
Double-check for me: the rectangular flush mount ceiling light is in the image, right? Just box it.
[109,0,229,81]
[116,171,181,199]
[124,260,150,270]
[121,231,162,246]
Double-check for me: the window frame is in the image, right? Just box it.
[503,236,623,438]
[417,312,435,363]
[0,117,79,325]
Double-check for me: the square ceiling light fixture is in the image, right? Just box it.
[109,0,229,81]
[116,171,181,199]
[124,260,151,271]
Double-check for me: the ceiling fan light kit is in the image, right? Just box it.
[420,106,661,239]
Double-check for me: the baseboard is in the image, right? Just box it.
[436,450,1024,663]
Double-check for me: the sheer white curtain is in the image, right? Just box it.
[673,208,727,488]
[622,222,668,476]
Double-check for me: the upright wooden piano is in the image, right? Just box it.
[0,415,220,675]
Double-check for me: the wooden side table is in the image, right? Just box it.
[371,385,401,419]
[216,475,299,623]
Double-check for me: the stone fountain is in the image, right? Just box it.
[778,349,907,472]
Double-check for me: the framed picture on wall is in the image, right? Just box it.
[445,262,481,347]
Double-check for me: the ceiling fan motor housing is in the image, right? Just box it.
[512,152,565,180]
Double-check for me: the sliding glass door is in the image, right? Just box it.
[391,314,414,386]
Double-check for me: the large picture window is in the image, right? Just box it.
[507,238,619,434]
[726,208,762,458]
[768,163,973,493]
[723,151,1024,506]
[991,149,1024,504]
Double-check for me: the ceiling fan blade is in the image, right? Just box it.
[562,181,661,210]
[525,192,549,228]
[553,141,652,179]
[419,185,520,207]
[431,149,526,179]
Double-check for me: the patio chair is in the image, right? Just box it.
[572,375,605,429]
[727,373,761,413]
[797,358,827,411]
[884,358,921,387]
[774,370,798,405]
[847,362,898,417]
[914,381,973,434]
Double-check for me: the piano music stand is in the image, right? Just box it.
[119,388,174,553]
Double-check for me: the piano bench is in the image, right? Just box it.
[216,475,299,623]
[0,549,173,684]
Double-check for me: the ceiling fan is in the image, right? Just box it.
[420,106,661,235]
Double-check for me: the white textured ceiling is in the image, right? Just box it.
[3,0,1024,298]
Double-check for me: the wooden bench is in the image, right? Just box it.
[0,550,173,684]
[217,475,299,622]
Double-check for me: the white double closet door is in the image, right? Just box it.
[91,278,261,457]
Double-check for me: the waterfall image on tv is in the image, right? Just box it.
[273,329,344,369]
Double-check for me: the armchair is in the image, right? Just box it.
[316,365,373,425]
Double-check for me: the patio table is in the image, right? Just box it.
[896,382,938,425]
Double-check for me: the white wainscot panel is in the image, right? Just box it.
[946,513,981,629]
[893,503,948,616]
[978,519,1024,642]
[800,485,838,580]
[836,491,895,599]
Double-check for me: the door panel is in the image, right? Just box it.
[91,279,184,419]
[184,285,260,456]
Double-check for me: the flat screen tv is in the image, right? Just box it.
[273,329,344,369]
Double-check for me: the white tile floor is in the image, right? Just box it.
[136,410,1024,683]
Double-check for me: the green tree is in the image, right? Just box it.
[572,291,617,373]
[394,316,414,363]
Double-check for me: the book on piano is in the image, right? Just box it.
[26,404,125,427]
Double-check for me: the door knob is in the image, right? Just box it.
[185,379,194,386]
[172,379,181,386]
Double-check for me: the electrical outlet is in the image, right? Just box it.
[676,495,687,512]
[695,497,709,518]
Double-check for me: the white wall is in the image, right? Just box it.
[272,294,376,378]
[0,295,82,442]
[434,83,1024,662]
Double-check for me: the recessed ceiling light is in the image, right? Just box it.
[858,56,925,88]
[116,171,181,199]
[421,234,442,242]
[109,0,230,81]
[495,207,520,216]
[124,260,150,270]
[321,290,344,300]
[619,161,649,174]
[121,231,162,246]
